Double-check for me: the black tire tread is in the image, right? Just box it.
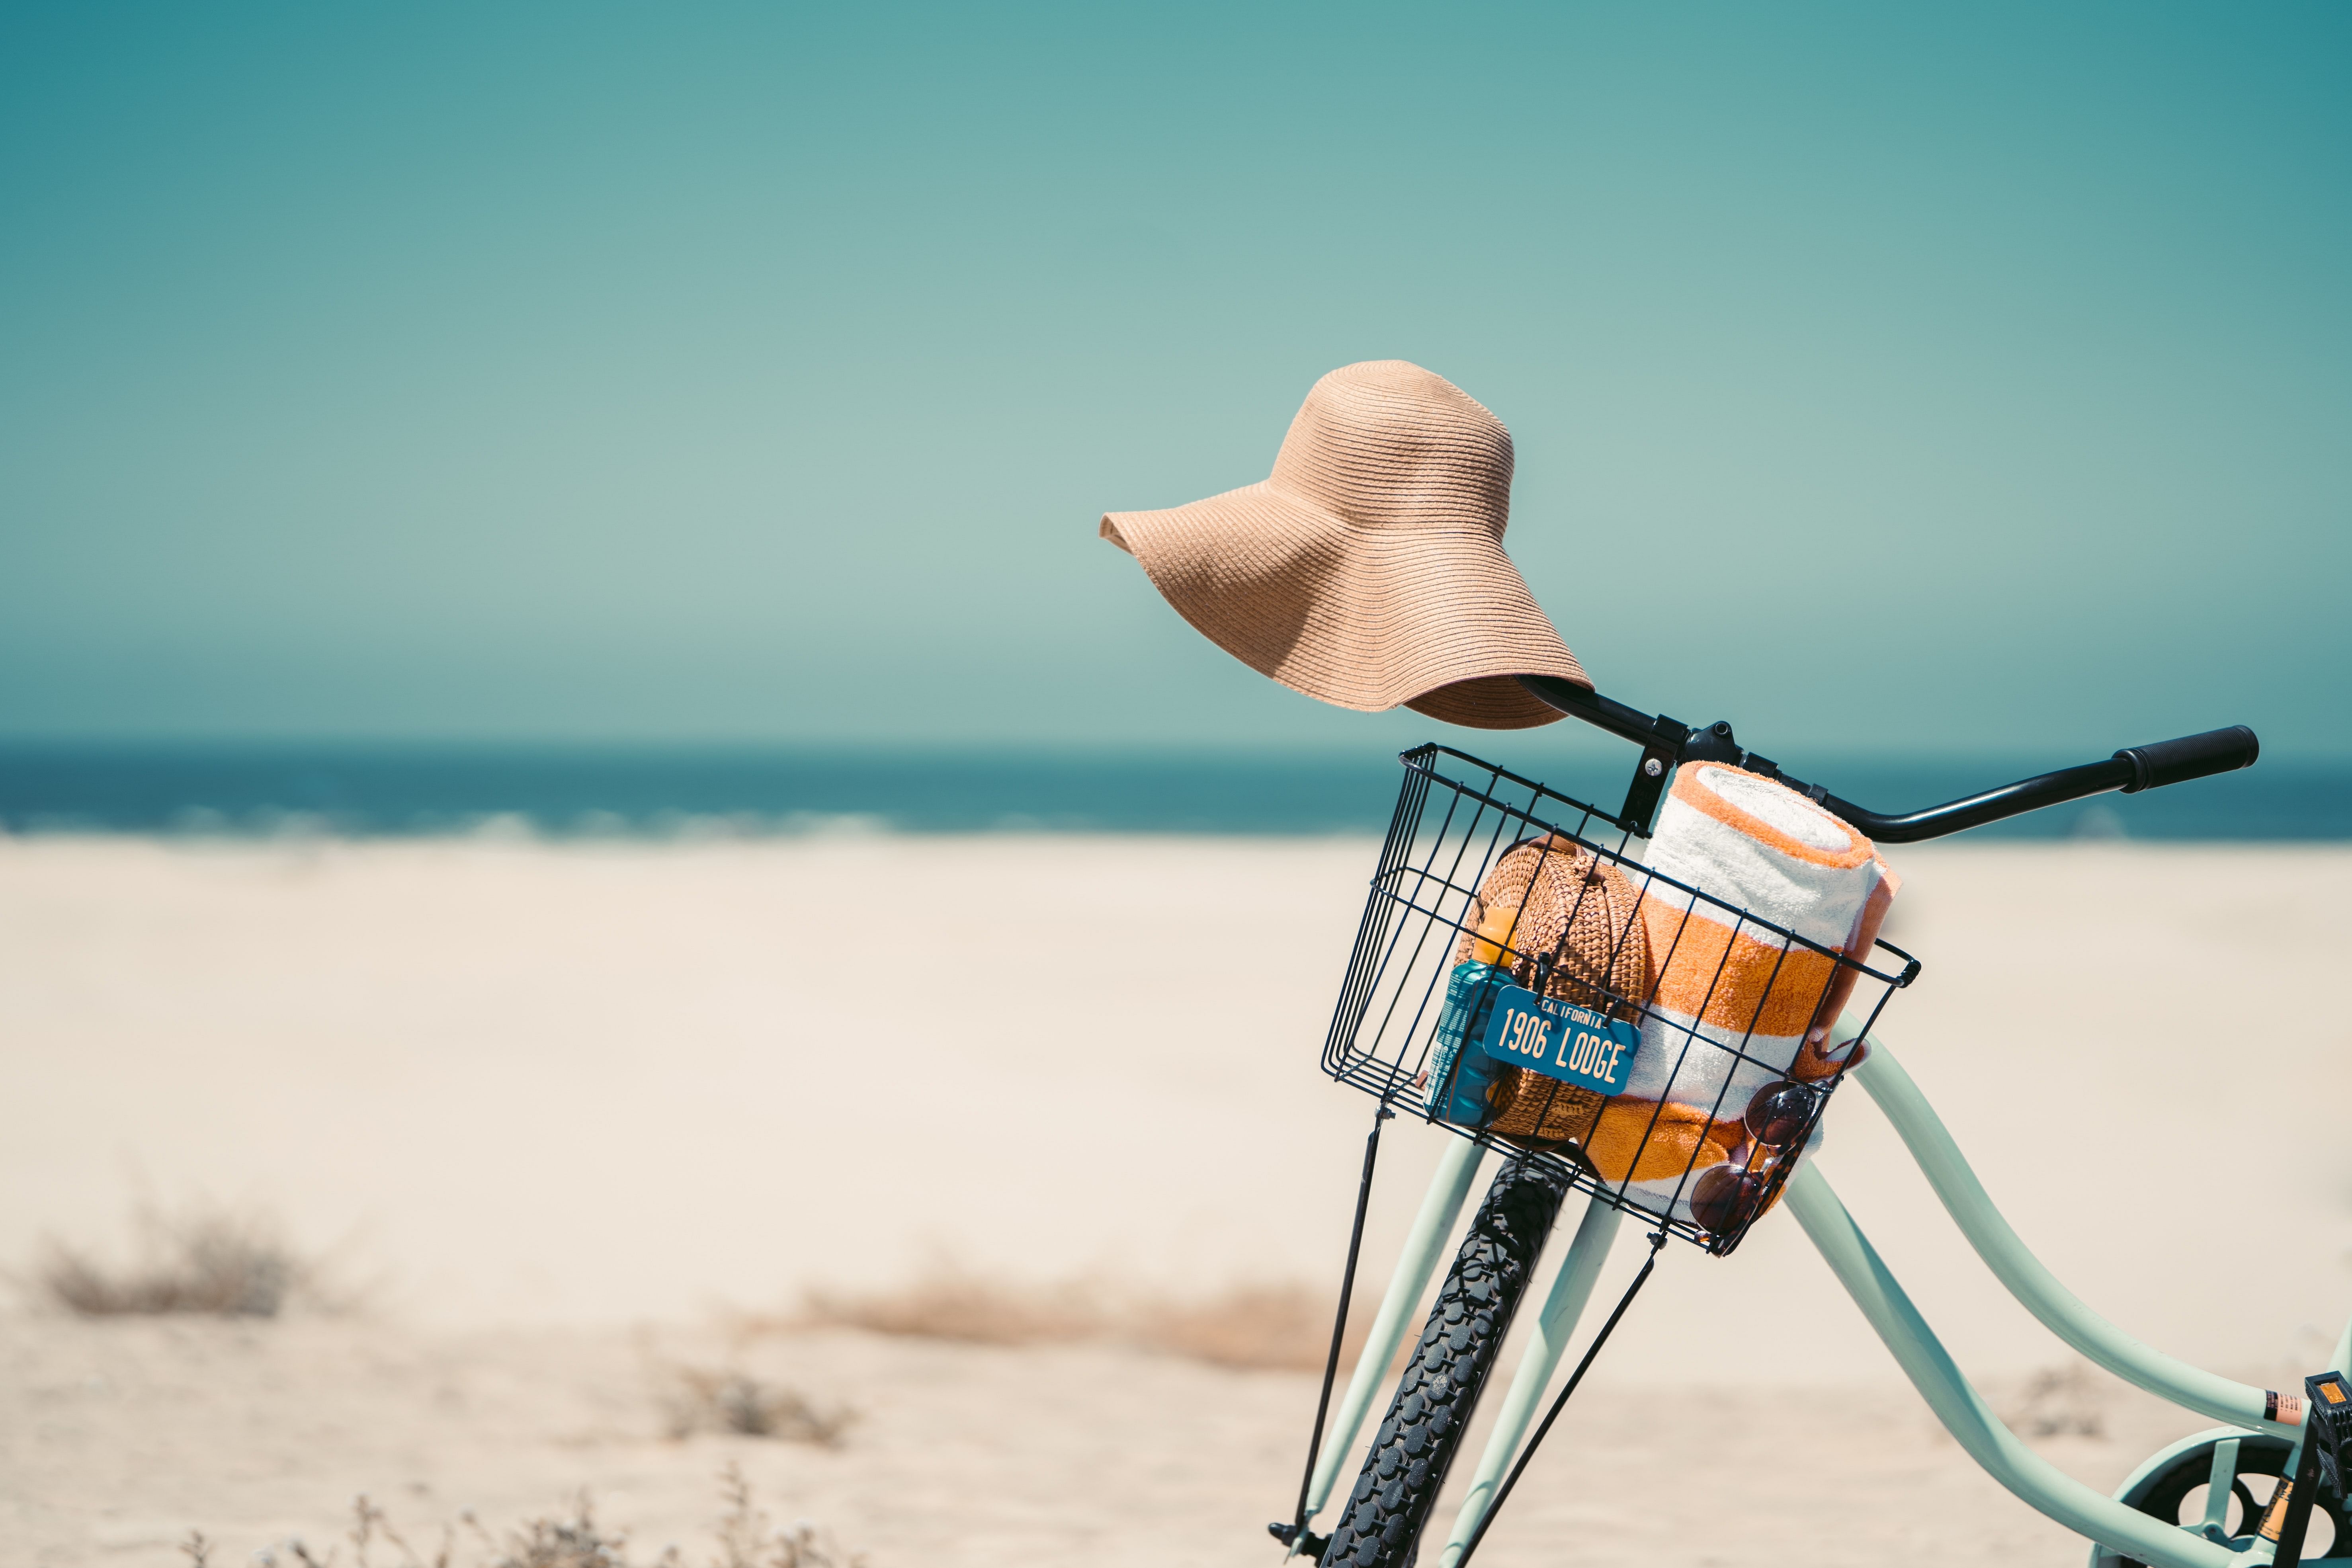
[1319,1155,1571,1568]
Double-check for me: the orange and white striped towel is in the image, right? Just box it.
[1593,762,1897,1223]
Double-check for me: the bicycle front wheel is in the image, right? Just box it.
[2109,1433,2350,1564]
[1319,1153,1573,1568]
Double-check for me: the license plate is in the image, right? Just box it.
[1478,984,1641,1094]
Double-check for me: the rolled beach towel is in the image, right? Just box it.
[1596,762,1899,1227]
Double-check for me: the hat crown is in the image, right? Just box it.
[1269,360,1514,537]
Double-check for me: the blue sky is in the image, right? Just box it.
[2,4,2345,758]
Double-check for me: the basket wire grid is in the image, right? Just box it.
[1324,744,1915,1256]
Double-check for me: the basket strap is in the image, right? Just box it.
[1289,1103,1391,1543]
[1454,1228,1669,1567]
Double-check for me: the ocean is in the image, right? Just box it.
[0,742,2343,841]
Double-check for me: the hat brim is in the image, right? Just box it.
[1102,480,1588,730]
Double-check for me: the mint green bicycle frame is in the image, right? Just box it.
[1296,1020,2352,1568]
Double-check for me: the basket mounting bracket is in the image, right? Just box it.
[1617,716,1688,834]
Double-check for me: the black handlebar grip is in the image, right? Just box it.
[2113,726,2260,793]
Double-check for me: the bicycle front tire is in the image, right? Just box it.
[1320,1153,1573,1568]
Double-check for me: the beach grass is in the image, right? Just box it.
[794,1264,1372,1371]
[197,1466,863,1568]
[34,1203,308,1319]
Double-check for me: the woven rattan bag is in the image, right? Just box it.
[1451,836,1649,1147]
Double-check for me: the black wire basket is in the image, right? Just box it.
[1324,745,1917,1256]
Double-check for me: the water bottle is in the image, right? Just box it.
[1425,960,1508,1126]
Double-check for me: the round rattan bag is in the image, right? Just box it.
[1451,835,1651,1148]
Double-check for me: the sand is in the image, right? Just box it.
[4,833,2348,1566]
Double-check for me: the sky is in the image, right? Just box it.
[2,4,2346,761]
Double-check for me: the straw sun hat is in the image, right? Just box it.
[1100,360,1589,729]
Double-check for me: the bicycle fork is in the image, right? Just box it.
[1292,1142,1632,1562]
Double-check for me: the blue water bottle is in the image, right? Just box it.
[1425,960,1508,1126]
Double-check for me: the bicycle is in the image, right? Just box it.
[1264,674,2345,1568]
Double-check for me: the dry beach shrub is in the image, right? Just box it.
[710,1463,865,1568]
[795,1265,1374,1371]
[662,1367,859,1447]
[1131,1280,1364,1371]
[225,1468,862,1568]
[797,1263,1106,1346]
[1997,1359,2109,1439]
[37,1203,309,1318]
[483,1498,647,1568]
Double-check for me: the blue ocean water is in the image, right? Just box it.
[0,742,2342,840]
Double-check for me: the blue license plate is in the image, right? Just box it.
[1478,985,1641,1094]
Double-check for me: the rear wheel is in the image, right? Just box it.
[1318,1154,1572,1568]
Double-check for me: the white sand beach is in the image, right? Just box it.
[4,834,2349,1566]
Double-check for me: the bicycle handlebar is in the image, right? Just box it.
[2112,725,2261,792]
[1514,675,2258,843]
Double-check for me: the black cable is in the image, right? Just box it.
[1455,1228,1669,1567]
[1289,1104,1389,1540]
